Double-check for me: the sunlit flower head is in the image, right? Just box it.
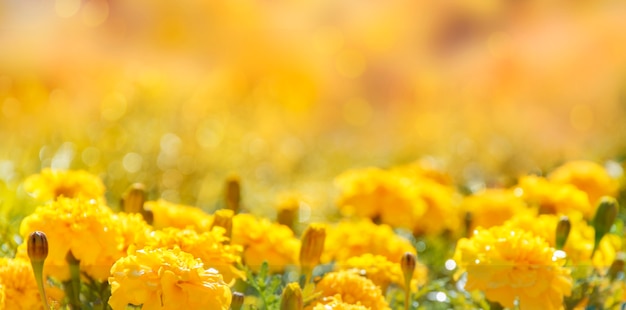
[144,199,213,231]
[516,175,593,218]
[454,226,573,310]
[108,246,232,310]
[548,160,618,206]
[314,270,390,310]
[232,214,300,272]
[0,257,47,310]
[323,219,415,264]
[462,189,533,232]
[335,253,428,292]
[334,167,426,229]
[311,294,369,310]
[23,168,105,201]
[18,197,121,281]
[409,178,462,236]
[142,227,244,284]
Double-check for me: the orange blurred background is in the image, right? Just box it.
[1,0,626,212]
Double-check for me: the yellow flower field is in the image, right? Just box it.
[1,1,626,309]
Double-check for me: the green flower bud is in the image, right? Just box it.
[231,291,245,310]
[225,176,241,213]
[555,216,571,250]
[592,196,618,256]
[121,183,146,214]
[280,283,303,310]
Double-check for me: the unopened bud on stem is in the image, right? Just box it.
[592,197,618,257]
[555,216,571,250]
[27,231,49,309]
[225,176,241,213]
[121,183,146,214]
[280,283,303,310]
[231,291,244,310]
[299,224,325,283]
[211,209,234,242]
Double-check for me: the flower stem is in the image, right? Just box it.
[65,251,82,309]
[30,261,49,309]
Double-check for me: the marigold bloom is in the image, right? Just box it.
[18,198,152,281]
[314,270,390,310]
[108,247,232,310]
[462,189,532,231]
[548,160,618,206]
[142,227,244,284]
[0,257,53,310]
[144,199,214,231]
[334,167,426,229]
[232,214,300,272]
[23,168,105,201]
[409,178,462,236]
[335,254,427,292]
[516,175,593,218]
[454,226,573,310]
[311,295,369,310]
[323,219,415,264]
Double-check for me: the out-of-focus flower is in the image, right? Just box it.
[323,219,415,264]
[334,168,426,229]
[335,254,427,292]
[516,175,593,218]
[548,160,618,206]
[454,226,572,310]
[18,197,121,281]
[232,214,300,272]
[0,257,45,310]
[142,227,244,284]
[313,270,390,310]
[299,224,326,275]
[211,209,234,241]
[108,246,232,310]
[224,175,242,213]
[409,178,462,236]
[311,295,369,310]
[275,192,303,229]
[121,183,147,214]
[393,159,454,186]
[23,168,105,201]
[462,189,532,231]
[504,212,621,269]
[144,199,213,231]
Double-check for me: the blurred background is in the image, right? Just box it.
[1,0,626,216]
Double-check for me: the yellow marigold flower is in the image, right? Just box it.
[19,197,122,281]
[454,226,573,310]
[517,175,593,218]
[144,199,213,231]
[504,213,621,269]
[336,254,428,292]
[323,219,415,264]
[392,158,454,186]
[334,168,426,229]
[311,294,369,310]
[462,189,533,232]
[108,247,232,310]
[314,270,390,310]
[0,257,46,310]
[548,160,618,206]
[142,227,244,284]
[23,168,105,201]
[232,214,300,272]
[410,178,462,236]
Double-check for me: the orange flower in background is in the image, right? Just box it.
[335,254,428,292]
[335,167,426,229]
[108,246,232,310]
[313,270,390,310]
[454,226,572,310]
[548,160,618,207]
[516,175,593,218]
[142,227,244,284]
[311,295,369,310]
[23,168,105,201]
[462,189,533,232]
[323,219,415,264]
[231,214,300,272]
[143,199,213,231]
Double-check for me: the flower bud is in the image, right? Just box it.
[142,209,154,225]
[401,252,416,284]
[28,231,48,263]
[555,216,571,250]
[276,195,300,230]
[299,224,326,270]
[211,209,234,242]
[280,283,303,310]
[231,291,245,310]
[121,183,146,214]
[592,196,618,256]
[225,176,241,213]
[608,252,625,281]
